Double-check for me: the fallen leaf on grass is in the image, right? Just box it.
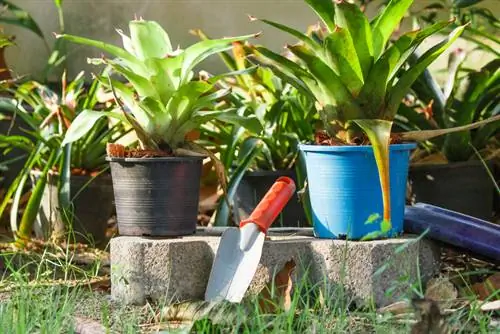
[159,301,217,322]
[481,300,500,312]
[158,300,244,329]
[258,259,296,313]
[472,273,500,301]
[378,300,411,315]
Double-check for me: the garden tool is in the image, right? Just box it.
[404,203,500,262]
[205,176,296,303]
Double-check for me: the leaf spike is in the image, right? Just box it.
[189,29,201,37]
[248,14,258,22]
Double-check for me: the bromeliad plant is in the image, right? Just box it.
[409,0,499,57]
[251,0,499,235]
[57,20,261,236]
[59,20,260,158]
[398,51,499,163]
[0,72,129,242]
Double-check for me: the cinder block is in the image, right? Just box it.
[110,230,440,307]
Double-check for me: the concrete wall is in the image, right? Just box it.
[4,0,499,82]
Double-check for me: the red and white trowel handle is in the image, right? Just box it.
[240,176,296,233]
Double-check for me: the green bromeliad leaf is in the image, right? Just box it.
[129,20,173,60]
[287,44,363,121]
[256,17,324,59]
[180,34,257,85]
[371,0,413,60]
[353,119,393,232]
[60,20,258,151]
[324,27,364,94]
[385,25,466,118]
[334,1,374,79]
[304,0,336,33]
[62,110,127,145]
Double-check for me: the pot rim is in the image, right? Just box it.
[30,169,111,179]
[299,142,417,153]
[106,155,205,163]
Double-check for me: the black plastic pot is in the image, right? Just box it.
[107,156,203,236]
[31,170,114,246]
[233,170,307,227]
[408,160,494,221]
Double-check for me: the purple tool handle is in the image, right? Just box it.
[404,203,500,261]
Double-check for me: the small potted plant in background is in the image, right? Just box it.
[59,20,259,237]
[191,32,316,227]
[0,72,128,246]
[409,0,499,58]
[397,50,499,220]
[0,0,69,194]
[252,0,498,240]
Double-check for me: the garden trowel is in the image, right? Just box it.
[205,176,296,303]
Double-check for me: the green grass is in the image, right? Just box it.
[0,240,498,333]
[0,286,79,334]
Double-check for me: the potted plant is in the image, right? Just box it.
[59,20,259,237]
[397,50,499,220]
[408,0,499,58]
[252,0,498,240]
[191,34,316,227]
[0,0,69,194]
[0,72,129,245]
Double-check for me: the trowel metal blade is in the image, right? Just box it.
[205,225,265,303]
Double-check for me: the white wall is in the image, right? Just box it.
[4,0,499,82]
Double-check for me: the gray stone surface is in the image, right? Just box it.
[110,230,440,307]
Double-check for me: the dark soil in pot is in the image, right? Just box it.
[30,170,115,247]
[408,160,495,221]
[233,170,307,227]
[107,156,203,237]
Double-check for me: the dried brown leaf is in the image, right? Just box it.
[378,300,411,315]
[258,259,296,313]
[106,143,125,158]
[472,273,500,301]
[481,300,500,312]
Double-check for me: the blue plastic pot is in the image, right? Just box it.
[299,143,416,240]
